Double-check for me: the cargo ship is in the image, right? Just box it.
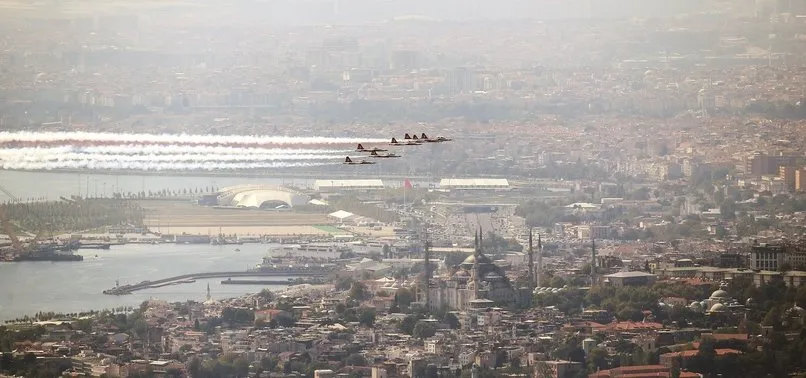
[13,250,84,262]
[12,245,84,262]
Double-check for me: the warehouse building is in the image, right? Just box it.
[315,179,385,192]
[438,178,510,190]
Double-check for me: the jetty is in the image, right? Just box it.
[103,270,323,295]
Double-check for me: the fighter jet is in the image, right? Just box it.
[343,156,376,165]
[389,137,422,146]
[418,133,453,142]
[404,133,420,141]
[369,150,401,158]
[356,144,388,153]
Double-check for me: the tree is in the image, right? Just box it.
[257,288,275,303]
[443,313,461,329]
[412,322,437,339]
[345,354,367,366]
[358,307,376,327]
[349,282,368,301]
[399,314,420,335]
[271,313,297,328]
[335,277,354,291]
[187,357,202,377]
[396,288,414,307]
[221,307,255,325]
[550,276,566,288]
[233,357,250,377]
[588,347,608,372]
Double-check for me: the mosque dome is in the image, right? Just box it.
[709,303,727,313]
[788,304,806,317]
[689,301,703,312]
[484,272,503,281]
[710,289,729,300]
[461,254,492,267]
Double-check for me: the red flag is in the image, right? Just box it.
[404,178,412,189]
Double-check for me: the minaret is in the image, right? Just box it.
[528,228,535,289]
[423,227,431,310]
[472,229,481,298]
[537,233,543,288]
[206,283,211,302]
[591,239,597,286]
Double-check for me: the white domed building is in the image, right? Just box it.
[216,185,310,209]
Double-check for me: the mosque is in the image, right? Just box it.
[421,230,521,310]
[684,284,746,315]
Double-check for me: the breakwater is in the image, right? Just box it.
[103,270,322,295]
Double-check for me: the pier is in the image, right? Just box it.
[102,270,323,295]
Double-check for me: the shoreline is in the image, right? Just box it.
[2,283,335,323]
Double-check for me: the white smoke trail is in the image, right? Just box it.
[0,150,346,162]
[0,131,390,146]
[81,144,349,155]
[0,131,392,172]
[0,160,341,171]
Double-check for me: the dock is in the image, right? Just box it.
[221,278,298,285]
[102,270,324,295]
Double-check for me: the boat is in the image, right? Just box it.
[14,249,84,262]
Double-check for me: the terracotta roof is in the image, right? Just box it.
[703,333,749,341]
[605,321,663,331]
[661,348,741,359]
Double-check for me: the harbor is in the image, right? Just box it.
[220,277,325,285]
[102,268,330,295]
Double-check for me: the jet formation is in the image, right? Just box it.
[344,133,452,165]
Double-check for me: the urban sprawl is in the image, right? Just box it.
[5,1,806,378]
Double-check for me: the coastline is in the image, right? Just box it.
[2,283,335,324]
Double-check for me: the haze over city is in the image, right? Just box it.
[3,1,806,377]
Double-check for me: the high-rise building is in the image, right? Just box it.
[446,67,474,95]
[779,165,797,192]
[796,168,806,192]
[747,152,798,177]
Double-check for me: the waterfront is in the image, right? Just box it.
[0,243,289,321]
[0,170,313,202]
[0,170,430,201]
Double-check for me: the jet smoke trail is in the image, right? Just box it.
[0,131,389,147]
[81,145,349,155]
[0,160,339,171]
[0,150,346,162]
[0,131,390,172]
